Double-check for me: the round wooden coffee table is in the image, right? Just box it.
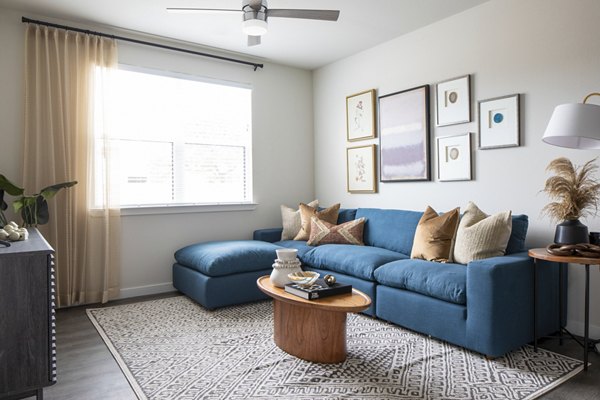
[257,275,371,364]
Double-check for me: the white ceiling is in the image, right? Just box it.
[1,0,489,70]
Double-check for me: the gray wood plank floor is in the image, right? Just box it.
[21,293,600,400]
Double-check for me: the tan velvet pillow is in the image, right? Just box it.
[307,217,366,246]
[410,206,460,262]
[280,200,318,240]
[294,203,340,241]
[453,202,512,264]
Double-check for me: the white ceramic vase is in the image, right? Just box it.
[270,249,302,288]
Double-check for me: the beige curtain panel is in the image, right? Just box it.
[23,24,121,306]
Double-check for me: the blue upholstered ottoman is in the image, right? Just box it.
[172,240,282,309]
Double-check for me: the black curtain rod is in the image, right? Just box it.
[21,17,264,71]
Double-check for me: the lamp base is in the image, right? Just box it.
[554,219,589,245]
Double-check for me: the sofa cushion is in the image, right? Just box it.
[307,217,366,246]
[337,208,358,224]
[453,202,512,264]
[295,203,340,241]
[280,199,318,240]
[410,206,460,262]
[174,240,281,277]
[302,244,407,281]
[506,215,528,254]
[355,208,423,255]
[273,240,314,259]
[374,259,467,305]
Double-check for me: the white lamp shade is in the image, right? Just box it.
[243,19,267,36]
[542,103,600,149]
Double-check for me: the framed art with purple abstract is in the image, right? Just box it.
[379,85,430,182]
[347,144,377,193]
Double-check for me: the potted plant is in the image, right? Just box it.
[0,174,77,229]
[542,157,600,244]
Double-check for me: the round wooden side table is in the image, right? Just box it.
[256,276,371,363]
[528,248,600,371]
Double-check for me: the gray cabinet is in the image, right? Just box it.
[0,229,56,399]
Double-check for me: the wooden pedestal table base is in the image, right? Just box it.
[257,276,371,364]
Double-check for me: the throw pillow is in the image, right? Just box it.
[410,206,460,262]
[453,202,513,264]
[294,203,340,241]
[307,217,366,246]
[280,200,318,240]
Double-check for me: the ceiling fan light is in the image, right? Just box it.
[243,19,267,36]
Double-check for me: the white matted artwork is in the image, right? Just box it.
[346,89,376,141]
[437,133,472,181]
[347,144,377,193]
[478,94,520,149]
[436,75,471,126]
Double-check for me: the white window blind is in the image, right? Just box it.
[94,66,252,208]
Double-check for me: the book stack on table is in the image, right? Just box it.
[284,279,352,300]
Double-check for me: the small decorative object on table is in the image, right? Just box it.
[541,157,600,245]
[546,243,600,258]
[0,221,29,242]
[287,271,319,288]
[323,274,336,286]
[269,249,302,288]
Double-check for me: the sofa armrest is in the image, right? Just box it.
[253,228,283,243]
[466,253,532,356]
[466,252,562,356]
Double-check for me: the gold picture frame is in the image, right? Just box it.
[347,144,377,193]
[346,89,376,141]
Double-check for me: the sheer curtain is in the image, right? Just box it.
[23,24,121,306]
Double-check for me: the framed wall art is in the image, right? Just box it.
[478,94,520,149]
[347,144,377,193]
[436,75,471,126]
[437,133,472,181]
[379,85,430,182]
[346,89,376,141]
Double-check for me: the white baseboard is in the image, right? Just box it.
[118,282,176,299]
[566,319,600,340]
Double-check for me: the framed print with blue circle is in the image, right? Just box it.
[478,94,520,149]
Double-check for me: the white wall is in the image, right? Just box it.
[0,7,314,298]
[313,0,600,337]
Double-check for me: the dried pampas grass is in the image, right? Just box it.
[542,157,600,222]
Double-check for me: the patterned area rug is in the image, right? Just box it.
[87,296,582,400]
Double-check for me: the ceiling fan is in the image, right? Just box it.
[167,0,340,46]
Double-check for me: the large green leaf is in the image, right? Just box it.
[40,181,78,200]
[0,190,7,211]
[0,175,24,196]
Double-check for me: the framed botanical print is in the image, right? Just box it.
[436,75,471,126]
[437,133,472,181]
[379,85,430,182]
[478,94,520,149]
[347,144,377,193]
[346,89,376,141]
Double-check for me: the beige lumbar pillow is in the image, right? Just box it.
[294,203,340,241]
[453,201,512,264]
[410,206,460,262]
[280,200,318,240]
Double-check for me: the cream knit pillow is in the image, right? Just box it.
[280,200,318,240]
[453,202,512,264]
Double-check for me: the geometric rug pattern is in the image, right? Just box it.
[87,296,583,400]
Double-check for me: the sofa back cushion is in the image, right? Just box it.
[355,208,423,255]
[337,208,357,224]
[506,214,528,254]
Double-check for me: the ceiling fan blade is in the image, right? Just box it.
[166,8,242,14]
[247,35,261,46]
[267,9,340,21]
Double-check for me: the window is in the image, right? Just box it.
[94,66,252,208]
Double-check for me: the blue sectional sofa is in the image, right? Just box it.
[173,207,564,358]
